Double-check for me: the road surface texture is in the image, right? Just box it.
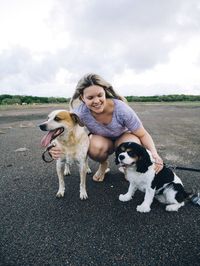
[0,103,199,266]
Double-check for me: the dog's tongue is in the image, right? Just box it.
[41,128,61,147]
[41,131,55,147]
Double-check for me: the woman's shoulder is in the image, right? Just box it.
[113,98,140,120]
[113,98,132,112]
[113,99,142,128]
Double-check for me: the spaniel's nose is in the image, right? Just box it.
[119,154,125,161]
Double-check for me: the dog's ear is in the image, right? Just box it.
[115,153,120,165]
[115,145,122,165]
[70,113,84,127]
[115,149,119,165]
[136,149,152,173]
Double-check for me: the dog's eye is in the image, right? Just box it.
[127,150,135,157]
[54,116,61,122]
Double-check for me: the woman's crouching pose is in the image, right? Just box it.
[50,73,163,181]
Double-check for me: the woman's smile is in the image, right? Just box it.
[82,85,106,113]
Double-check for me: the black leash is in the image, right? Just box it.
[166,165,200,172]
[42,144,55,163]
[154,162,200,172]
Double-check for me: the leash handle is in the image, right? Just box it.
[42,144,55,163]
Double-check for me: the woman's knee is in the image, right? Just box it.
[115,132,141,148]
[88,135,114,160]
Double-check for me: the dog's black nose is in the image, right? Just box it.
[119,154,125,161]
[39,124,47,131]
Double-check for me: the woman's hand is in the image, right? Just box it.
[132,127,163,173]
[152,152,163,174]
[49,146,63,160]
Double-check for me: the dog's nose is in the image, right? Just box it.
[39,124,47,131]
[119,154,125,161]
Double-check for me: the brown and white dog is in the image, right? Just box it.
[39,110,91,200]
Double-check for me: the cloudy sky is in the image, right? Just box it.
[0,0,200,98]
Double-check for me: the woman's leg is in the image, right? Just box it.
[88,135,114,181]
[114,132,141,149]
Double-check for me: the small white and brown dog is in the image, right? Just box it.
[115,142,193,212]
[39,110,91,200]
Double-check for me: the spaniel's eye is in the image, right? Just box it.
[54,116,60,122]
[128,150,135,157]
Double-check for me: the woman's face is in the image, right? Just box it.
[81,85,106,114]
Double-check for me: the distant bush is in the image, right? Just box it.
[1,97,21,105]
[0,94,70,105]
[0,94,199,105]
[125,94,200,102]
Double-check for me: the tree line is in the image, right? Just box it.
[0,95,71,105]
[0,94,199,105]
[125,94,200,102]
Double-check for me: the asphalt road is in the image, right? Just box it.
[0,103,200,266]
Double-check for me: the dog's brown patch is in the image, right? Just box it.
[55,111,84,127]
[56,111,74,127]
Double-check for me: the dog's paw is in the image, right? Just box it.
[165,203,183,212]
[64,166,71,176]
[80,189,88,200]
[56,190,65,198]
[119,194,132,202]
[136,204,151,213]
[87,167,92,174]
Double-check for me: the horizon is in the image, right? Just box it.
[1,93,199,99]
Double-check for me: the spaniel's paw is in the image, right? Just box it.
[136,204,151,213]
[166,203,184,212]
[119,194,132,202]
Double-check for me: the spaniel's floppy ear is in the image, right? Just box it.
[115,144,123,165]
[115,157,119,165]
[70,113,84,127]
[136,148,152,173]
[115,148,120,165]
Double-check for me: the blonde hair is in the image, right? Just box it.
[70,73,126,108]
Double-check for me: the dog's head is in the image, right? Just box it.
[115,142,153,173]
[39,110,83,147]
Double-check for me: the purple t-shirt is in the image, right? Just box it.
[73,99,142,138]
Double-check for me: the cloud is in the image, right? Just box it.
[0,0,200,97]
[48,0,200,75]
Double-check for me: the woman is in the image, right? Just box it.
[50,73,163,181]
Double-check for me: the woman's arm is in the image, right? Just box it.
[132,126,163,173]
